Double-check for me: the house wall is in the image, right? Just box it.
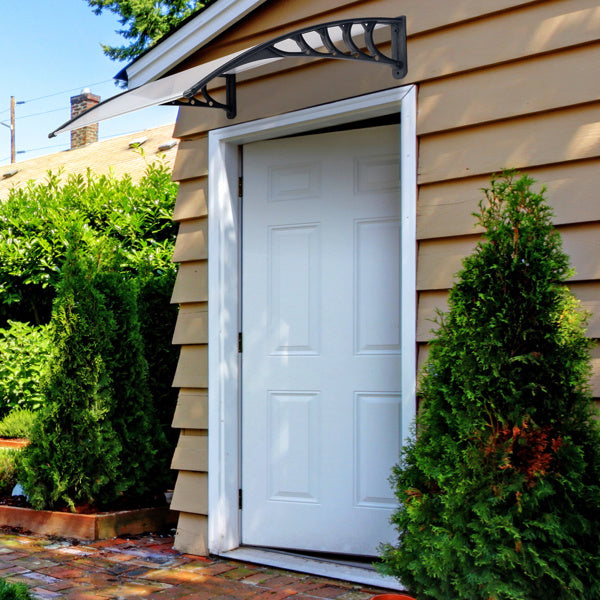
[166,0,600,554]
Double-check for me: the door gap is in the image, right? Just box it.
[246,546,380,570]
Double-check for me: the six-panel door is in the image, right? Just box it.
[242,125,402,556]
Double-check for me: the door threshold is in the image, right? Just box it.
[219,546,403,590]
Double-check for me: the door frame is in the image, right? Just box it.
[207,85,418,557]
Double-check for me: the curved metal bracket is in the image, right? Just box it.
[166,17,406,119]
[168,74,237,119]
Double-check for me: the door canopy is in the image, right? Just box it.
[50,17,406,137]
[168,17,407,119]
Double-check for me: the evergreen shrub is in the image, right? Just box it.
[379,172,600,599]
[137,272,179,454]
[18,233,168,511]
[93,267,171,498]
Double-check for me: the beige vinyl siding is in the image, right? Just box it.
[417,159,600,240]
[406,0,600,401]
[172,177,208,221]
[406,0,600,84]
[172,219,208,263]
[172,303,208,346]
[171,472,208,514]
[174,513,208,556]
[575,283,600,339]
[172,390,208,430]
[418,105,600,184]
[169,146,210,537]
[171,261,208,303]
[417,44,600,136]
[172,345,208,389]
[166,0,600,553]
[171,433,208,471]
[171,136,209,181]
[592,345,600,398]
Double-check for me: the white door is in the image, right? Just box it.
[241,125,402,556]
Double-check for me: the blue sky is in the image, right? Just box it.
[0,0,178,166]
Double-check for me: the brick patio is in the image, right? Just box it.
[0,531,393,599]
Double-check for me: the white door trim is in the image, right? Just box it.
[207,86,418,562]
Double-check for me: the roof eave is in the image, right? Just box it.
[121,0,269,88]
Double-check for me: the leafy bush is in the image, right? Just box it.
[0,410,36,439]
[0,579,32,600]
[378,173,600,599]
[0,162,178,327]
[0,449,19,496]
[19,234,169,511]
[0,322,50,417]
[0,160,179,451]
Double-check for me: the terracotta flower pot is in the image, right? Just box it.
[371,595,416,600]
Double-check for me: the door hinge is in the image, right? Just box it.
[238,332,243,353]
[238,176,243,198]
[238,488,243,509]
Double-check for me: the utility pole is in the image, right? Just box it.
[0,97,16,163]
[10,96,15,164]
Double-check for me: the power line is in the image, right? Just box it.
[2,79,114,117]
[23,142,69,153]
[20,79,114,105]
[0,142,67,165]
[19,107,68,120]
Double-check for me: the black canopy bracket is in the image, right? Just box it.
[167,74,237,119]
[166,16,407,120]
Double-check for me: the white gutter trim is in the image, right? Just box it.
[125,0,269,88]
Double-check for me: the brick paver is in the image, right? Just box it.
[0,531,395,599]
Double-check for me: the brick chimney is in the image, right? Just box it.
[70,89,100,150]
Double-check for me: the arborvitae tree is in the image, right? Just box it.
[19,234,122,511]
[19,233,171,510]
[96,268,171,500]
[379,173,600,599]
[137,272,179,456]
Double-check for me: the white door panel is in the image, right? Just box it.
[242,125,401,556]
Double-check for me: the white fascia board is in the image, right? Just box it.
[125,0,269,88]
